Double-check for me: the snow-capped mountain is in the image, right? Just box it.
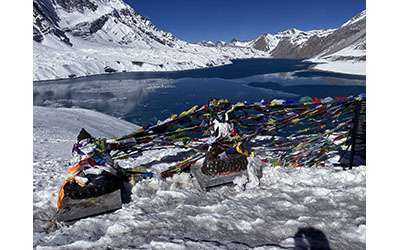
[225,10,366,75]
[341,10,366,28]
[202,10,365,75]
[33,0,366,80]
[230,11,365,61]
[33,0,267,81]
[306,10,366,75]
[34,0,177,48]
[197,40,228,47]
[243,28,334,54]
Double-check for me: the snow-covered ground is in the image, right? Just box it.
[309,59,366,76]
[307,48,366,76]
[307,36,366,76]
[33,0,270,81]
[33,36,269,81]
[33,106,365,249]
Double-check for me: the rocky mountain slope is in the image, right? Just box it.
[306,11,366,75]
[225,11,366,75]
[224,10,365,61]
[33,0,267,81]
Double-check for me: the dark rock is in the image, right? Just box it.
[54,0,98,13]
[33,27,44,42]
[131,61,144,66]
[33,0,72,46]
[89,15,108,34]
[104,66,117,73]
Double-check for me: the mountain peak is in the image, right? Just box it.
[279,28,302,36]
[341,10,366,27]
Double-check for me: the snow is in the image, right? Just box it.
[34,0,365,81]
[33,39,269,81]
[33,106,140,160]
[307,44,366,76]
[237,28,335,53]
[307,40,366,76]
[56,0,127,28]
[275,28,335,47]
[33,0,270,81]
[329,45,366,58]
[230,40,254,48]
[341,10,366,27]
[33,106,365,249]
[310,59,366,76]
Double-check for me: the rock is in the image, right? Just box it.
[54,0,98,13]
[104,66,117,73]
[33,0,72,46]
[89,15,108,34]
[131,61,144,66]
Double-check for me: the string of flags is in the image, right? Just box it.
[55,94,366,221]
[108,94,365,172]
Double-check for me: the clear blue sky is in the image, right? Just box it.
[127,0,366,42]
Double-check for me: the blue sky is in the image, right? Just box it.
[127,0,365,42]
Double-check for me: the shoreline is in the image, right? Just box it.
[33,57,365,84]
[305,59,366,77]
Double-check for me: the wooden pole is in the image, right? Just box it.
[349,100,361,169]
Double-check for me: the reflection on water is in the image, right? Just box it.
[33,78,173,119]
[125,78,298,125]
[294,70,366,80]
[33,59,365,126]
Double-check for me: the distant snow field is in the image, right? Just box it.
[33,38,269,81]
[309,59,366,76]
[33,106,365,249]
[307,45,366,76]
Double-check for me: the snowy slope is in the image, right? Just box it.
[307,43,366,75]
[33,106,365,249]
[34,0,177,48]
[341,10,366,28]
[33,0,268,81]
[33,106,140,245]
[33,40,267,81]
[307,11,366,75]
[33,106,140,160]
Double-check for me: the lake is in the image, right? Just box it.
[33,58,365,126]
